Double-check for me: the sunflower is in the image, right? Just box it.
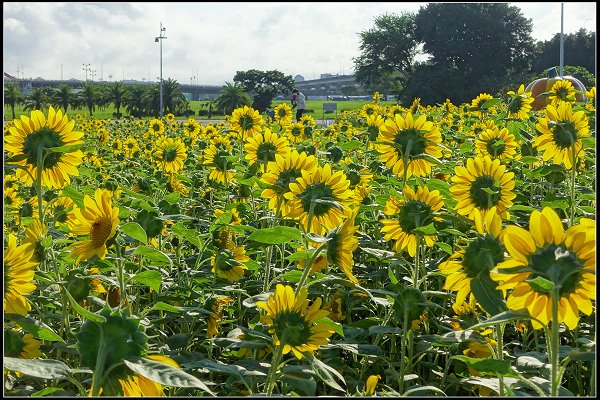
[48,195,78,227]
[506,84,534,120]
[366,375,381,395]
[4,234,38,316]
[285,122,306,143]
[299,114,316,128]
[122,137,140,158]
[324,207,360,284]
[469,93,496,118]
[273,102,293,126]
[4,106,84,189]
[360,103,380,119]
[450,156,516,221]
[256,284,336,359]
[210,244,249,282]
[244,128,291,170]
[4,328,42,359]
[475,126,520,161]
[345,167,374,206]
[166,174,189,196]
[118,355,180,397]
[532,102,590,170]
[584,86,596,112]
[260,150,319,217]
[206,297,234,338]
[376,112,443,180]
[229,105,263,140]
[364,113,386,146]
[67,188,120,264]
[165,112,175,122]
[147,118,165,136]
[203,143,236,185]
[97,127,110,146]
[439,207,506,309]
[284,163,354,235]
[380,185,444,257]
[153,136,187,173]
[4,187,24,211]
[23,218,48,263]
[490,208,596,330]
[548,79,578,105]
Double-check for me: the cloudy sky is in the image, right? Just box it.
[3,2,596,85]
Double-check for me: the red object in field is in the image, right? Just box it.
[525,67,586,110]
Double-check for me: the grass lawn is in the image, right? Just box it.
[3,99,397,122]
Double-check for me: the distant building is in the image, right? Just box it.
[294,74,305,82]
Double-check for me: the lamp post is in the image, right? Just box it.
[155,22,167,117]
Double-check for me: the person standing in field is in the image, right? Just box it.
[291,88,306,122]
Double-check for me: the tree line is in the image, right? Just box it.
[353,3,596,105]
[5,4,595,119]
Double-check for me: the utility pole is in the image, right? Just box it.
[82,63,91,81]
[559,3,564,76]
[155,22,167,117]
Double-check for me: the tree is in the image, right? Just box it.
[79,82,101,117]
[233,69,294,112]
[410,3,536,104]
[23,87,51,112]
[532,28,595,75]
[161,78,188,115]
[353,12,418,95]
[124,84,149,118]
[106,82,127,117]
[214,82,252,115]
[4,81,24,120]
[52,84,77,114]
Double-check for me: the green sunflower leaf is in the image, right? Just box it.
[316,316,344,338]
[171,223,204,248]
[305,354,346,392]
[123,357,215,395]
[412,223,438,236]
[4,314,65,342]
[452,355,517,377]
[470,273,506,316]
[64,288,106,323]
[120,222,148,245]
[467,309,533,330]
[526,276,554,292]
[247,226,303,244]
[132,246,172,266]
[44,144,83,154]
[3,357,72,381]
[132,269,162,293]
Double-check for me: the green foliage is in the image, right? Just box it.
[233,69,294,112]
[532,28,596,75]
[214,81,252,115]
[412,3,536,104]
[354,12,417,94]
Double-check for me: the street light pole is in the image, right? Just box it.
[82,63,91,82]
[155,22,167,117]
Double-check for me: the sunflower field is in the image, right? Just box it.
[3,82,596,397]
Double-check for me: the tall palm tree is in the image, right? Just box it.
[214,82,251,115]
[106,81,127,117]
[79,82,100,117]
[23,87,51,112]
[124,84,150,118]
[4,81,24,120]
[52,84,77,114]
[161,78,187,116]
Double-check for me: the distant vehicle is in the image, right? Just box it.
[347,95,371,101]
[327,95,349,101]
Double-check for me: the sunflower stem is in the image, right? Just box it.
[265,343,284,395]
[495,322,506,396]
[550,287,561,396]
[91,326,107,397]
[36,147,45,225]
[568,141,578,226]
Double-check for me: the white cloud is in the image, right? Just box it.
[3,2,595,84]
